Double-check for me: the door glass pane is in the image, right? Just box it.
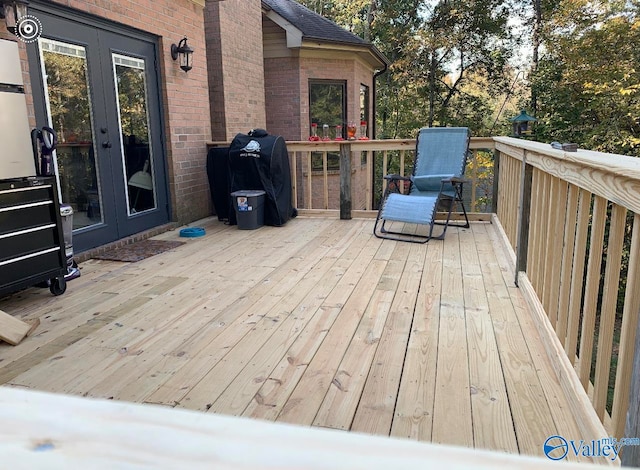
[39,38,102,229]
[113,54,156,215]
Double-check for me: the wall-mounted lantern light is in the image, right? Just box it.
[0,0,29,34]
[171,37,193,73]
[510,109,537,138]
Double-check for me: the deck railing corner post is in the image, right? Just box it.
[514,152,533,286]
[491,147,500,214]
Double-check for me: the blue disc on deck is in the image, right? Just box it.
[179,227,206,238]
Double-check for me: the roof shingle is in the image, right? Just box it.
[262,0,367,46]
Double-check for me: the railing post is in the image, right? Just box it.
[514,152,533,286]
[340,142,352,220]
[491,148,500,214]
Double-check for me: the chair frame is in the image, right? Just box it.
[373,129,471,243]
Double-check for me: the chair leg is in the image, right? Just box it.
[431,198,456,240]
[458,197,470,228]
[433,186,470,230]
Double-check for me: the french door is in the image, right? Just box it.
[28,6,168,253]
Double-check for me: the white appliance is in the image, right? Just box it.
[0,38,37,179]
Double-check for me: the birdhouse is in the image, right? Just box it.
[510,110,537,137]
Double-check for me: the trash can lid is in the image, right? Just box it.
[60,204,73,216]
[231,190,266,197]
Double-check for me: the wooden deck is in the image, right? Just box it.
[0,217,605,464]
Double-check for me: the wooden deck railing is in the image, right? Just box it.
[493,137,640,462]
[285,137,496,217]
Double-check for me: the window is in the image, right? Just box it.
[360,84,370,137]
[360,84,370,165]
[309,80,346,171]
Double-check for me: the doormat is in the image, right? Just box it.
[92,239,186,262]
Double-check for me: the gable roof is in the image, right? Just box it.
[262,0,367,46]
[261,0,388,67]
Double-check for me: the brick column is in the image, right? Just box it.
[205,0,266,141]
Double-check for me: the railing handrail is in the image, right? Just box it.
[209,137,496,150]
[495,136,640,217]
[494,136,640,173]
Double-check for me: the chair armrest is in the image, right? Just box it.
[384,174,412,182]
[383,174,411,195]
[447,176,471,184]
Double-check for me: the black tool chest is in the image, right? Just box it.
[0,177,67,297]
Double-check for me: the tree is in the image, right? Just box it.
[531,1,640,155]
[299,0,516,138]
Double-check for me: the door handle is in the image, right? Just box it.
[102,141,112,148]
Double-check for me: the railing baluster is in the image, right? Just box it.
[471,150,478,212]
[511,157,519,244]
[515,154,533,285]
[382,150,389,194]
[366,150,373,211]
[527,168,542,293]
[322,151,329,210]
[565,189,591,364]
[306,151,313,209]
[290,151,298,209]
[593,204,627,420]
[537,172,552,300]
[577,195,607,389]
[543,177,568,328]
[491,149,500,215]
[339,143,352,220]
[556,184,580,347]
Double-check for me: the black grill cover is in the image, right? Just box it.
[228,129,296,226]
[206,146,230,221]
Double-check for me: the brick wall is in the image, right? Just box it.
[205,0,266,141]
[204,2,226,141]
[2,0,212,228]
[264,57,301,140]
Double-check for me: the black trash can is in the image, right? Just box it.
[231,190,265,230]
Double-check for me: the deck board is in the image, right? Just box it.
[431,230,474,447]
[461,226,518,454]
[0,216,605,463]
[390,240,441,441]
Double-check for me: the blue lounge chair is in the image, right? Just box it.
[373,127,471,243]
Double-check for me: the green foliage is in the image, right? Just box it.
[43,51,93,143]
[115,65,149,144]
[309,82,344,127]
[299,0,639,156]
[298,0,515,138]
[531,1,640,156]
